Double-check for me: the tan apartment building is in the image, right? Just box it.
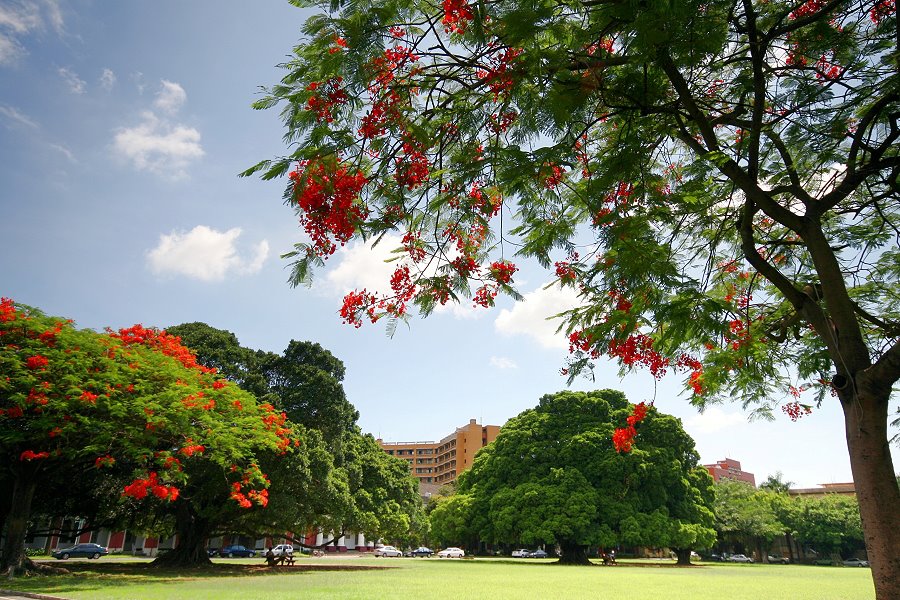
[378,419,501,487]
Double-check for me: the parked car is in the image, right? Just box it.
[511,549,530,558]
[843,558,870,567]
[409,547,433,557]
[707,553,727,562]
[218,545,256,558]
[437,547,465,558]
[272,544,295,557]
[728,554,754,563]
[767,554,790,564]
[52,543,108,560]
[374,545,403,557]
[529,549,548,558]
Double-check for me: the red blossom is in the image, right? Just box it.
[26,355,49,370]
[871,0,896,23]
[489,261,517,285]
[783,401,813,421]
[95,455,116,468]
[80,390,98,404]
[179,442,206,457]
[0,297,19,322]
[20,450,51,461]
[304,77,348,123]
[340,289,378,327]
[789,0,826,19]
[442,0,474,34]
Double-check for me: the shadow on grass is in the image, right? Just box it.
[6,560,394,597]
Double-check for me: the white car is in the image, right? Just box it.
[272,544,294,557]
[511,549,530,558]
[438,547,465,558]
[374,545,403,557]
[728,554,754,563]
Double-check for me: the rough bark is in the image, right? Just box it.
[1,476,37,577]
[841,379,900,600]
[557,542,592,565]
[150,502,213,568]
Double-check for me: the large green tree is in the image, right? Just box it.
[249,1,899,595]
[713,478,787,562]
[168,322,420,550]
[0,301,291,573]
[447,390,715,564]
[780,493,865,562]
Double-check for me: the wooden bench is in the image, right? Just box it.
[265,554,295,567]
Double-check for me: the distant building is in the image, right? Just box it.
[378,418,501,487]
[789,482,856,498]
[703,458,756,486]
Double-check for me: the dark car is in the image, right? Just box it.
[52,543,109,560]
[529,549,549,558]
[217,545,257,558]
[410,546,433,557]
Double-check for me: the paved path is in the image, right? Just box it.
[0,590,68,600]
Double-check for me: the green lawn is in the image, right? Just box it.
[3,557,875,600]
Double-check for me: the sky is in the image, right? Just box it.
[1,0,896,490]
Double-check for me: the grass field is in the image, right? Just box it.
[2,556,875,600]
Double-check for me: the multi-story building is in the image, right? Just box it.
[703,457,756,486]
[378,419,501,487]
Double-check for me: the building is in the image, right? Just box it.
[378,419,501,487]
[789,482,856,498]
[703,458,756,486]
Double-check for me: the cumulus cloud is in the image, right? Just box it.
[494,282,582,349]
[684,407,746,434]
[489,356,518,370]
[99,67,116,91]
[0,104,38,128]
[58,66,85,94]
[147,225,269,282]
[154,80,186,114]
[113,110,203,179]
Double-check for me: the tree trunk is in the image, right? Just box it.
[151,502,213,567]
[842,381,900,600]
[673,548,692,566]
[557,542,591,565]
[1,477,37,577]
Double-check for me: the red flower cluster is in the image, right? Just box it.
[340,289,378,328]
[20,450,51,461]
[80,391,98,404]
[789,0,825,19]
[782,401,813,421]
[394,141,430,189]
[123,472,179,501]
[489,261,517,285]
[305,78,348,123]
[26,355,49,370]
[442,0,474,34]
[488,111,518,134]
[608,334,670,378]
[402,231,427,262]
[230,480,269,508]
[95,455,116,468]
[179,441,206,457]
[542,163,566,190]
[477,47,523,100]
[815,53,843,81]
[111,325,216,374]
[871,0,896,23]
[568,331,601,359]
[613,402,650,453]
[0,297,19,322]
[555,261,577,282]
[1,406,24,418]
[289,161,368,257]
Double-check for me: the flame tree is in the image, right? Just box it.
[0,299,296,573]
[246,1,899,596]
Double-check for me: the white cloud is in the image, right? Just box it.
[147,225,269,282]
[324,235,399,293]
[684,407,746,434]
[0,32,25,65]
[489,356,518,370]
[0,0,63,65]
[154,80,186,114]
[58,66,85,94]
[494,282,582,349]
[0,104,38,128]
[99,67,116,91]
[113,110,203,179]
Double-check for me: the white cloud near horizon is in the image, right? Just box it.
[494,282,581,349]
[489,356,518,370]
[58,66,85,94]
[147,225,269,282]
[684,407,746,434]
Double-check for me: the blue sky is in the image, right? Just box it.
[1,0,895,489]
